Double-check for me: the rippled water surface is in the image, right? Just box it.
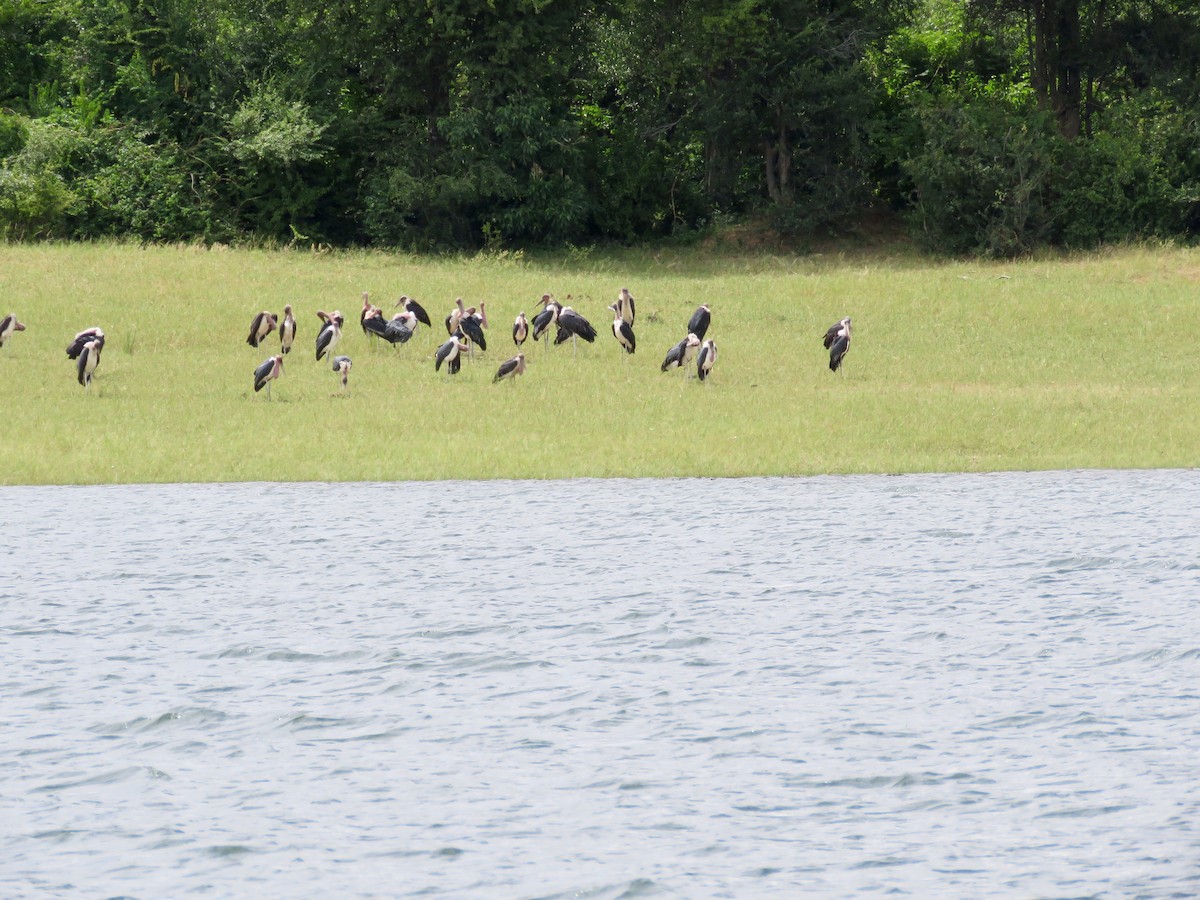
[3,471,1200,898]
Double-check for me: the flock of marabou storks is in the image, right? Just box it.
[242,287,740,398]
[0,296,851,396]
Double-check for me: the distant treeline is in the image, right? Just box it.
[2,0,1199,255]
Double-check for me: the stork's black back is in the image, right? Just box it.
[253,357,274,391]
[555,310,596,343]
[460,316,487,351]
[493,356,519,382]
[434,337,457,371]
[531,307,555,341]
[67,330,101,359]
[614,319,635,353]
[829,333,850,371]
[661,337,686,371]
[823,318,850,349]
[315,322,336,360]
[406,298,431,327]
[383,319,413,344]
[76,345,95,385]
[363,315,389,338]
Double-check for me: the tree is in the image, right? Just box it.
[972,0,1200,139]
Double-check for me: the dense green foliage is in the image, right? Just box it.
[1,0,1198,255]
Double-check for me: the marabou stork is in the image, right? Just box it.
[493,352,526,383]
[247,310,277,347]
[687,304,711,341]
[396,295,432,329]
[0,313,26,351]
[382,311,417,345]
[362,312,389,341]
[445,301,463,337]
[361,292,385,338]
[530,294,560,345]
[554,306,597,356]
[512,312,529,346]
[315,310,343,361]
[661,333,701,372]
[253,354,284,399]
[822,316,851,349]
[279,305,297,354]
[457,300,487,352]
[823,316,851,373]
[608,303,635,354]
[331,355,352,391]
[617,287,636,327]
[76,335,104,391]
[435,333,470,374]
[66,327,104,360]
[696,339,717,382]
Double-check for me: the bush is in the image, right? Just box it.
[71,126,218,241]
[1050,95,1195,247]
[902,97,1058,256]
[0,116,79,239]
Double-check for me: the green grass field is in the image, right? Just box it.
[0,241,1197,484]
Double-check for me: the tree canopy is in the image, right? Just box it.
[2,0,1198,254]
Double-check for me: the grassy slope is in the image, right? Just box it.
[0,242,1197,485]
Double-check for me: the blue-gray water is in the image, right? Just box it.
[3,471,1199,898]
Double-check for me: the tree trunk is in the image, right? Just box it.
[764,112,793,207]
[776,116,792,205]
[1027,0,1081,140]
[1053,0,1082,139]
[764,141,779,203]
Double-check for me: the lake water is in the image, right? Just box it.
[2,471,1199,898]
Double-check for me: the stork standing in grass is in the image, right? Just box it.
[554,305,596,356]
[687,304,711,341]
[383,310,417,345]
[445,301,463,337]
[278,305,297,354]
[362,311,389,341]
[361,293,385,339]
[661,333,701,373]
[0,314,26,352]
[617,287,636,327]
[396,295,431,329]
[530,294,560,347]
[458,300,487,354]
[76,335,104,392]
[247,310,277,347]
[493,352,526,383]
[331,355,352,392]
[609,303,635,355]
[435,333,470,375]
[696,339,717,382]
[823,316,851,373]
[254,354,284,399]
[316,310,343,361]
[512,311,529,346]
[67,327,104,360]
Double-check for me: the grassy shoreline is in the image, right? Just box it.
[1,242,1198,485]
